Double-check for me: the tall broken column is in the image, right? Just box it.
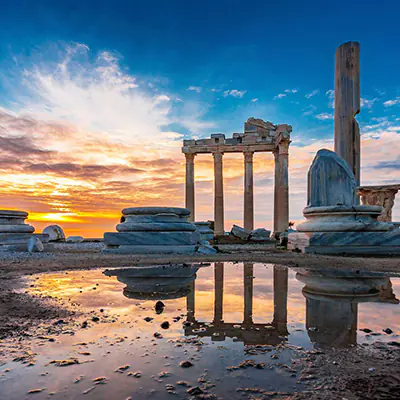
[334,41,361,186]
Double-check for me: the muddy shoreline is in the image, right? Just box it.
[1,250,400,399]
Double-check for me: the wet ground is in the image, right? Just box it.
[1,262,400,399]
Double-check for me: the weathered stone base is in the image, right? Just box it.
[104,231,200,246]
[103,245,197,254]
[288,230,400,255]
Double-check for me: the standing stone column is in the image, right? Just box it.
[213,262,224,324]
[185,153,196,222]
[334,41,361,186]
[213,152,225,236]
[243,262,254,325]
[272,265,288,335]
[243,151,254,231]
[273,141,290,237]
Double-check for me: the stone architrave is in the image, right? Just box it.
[334,41,361,186]
[291,149,400,255]
[358,185,399,222]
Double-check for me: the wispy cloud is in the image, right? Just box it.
[305,89,319,99]
[302,105,317,116]
[360,97,378,109]
[383,97,400,107]
[315,112,334,120]
[251,98,258,102]
[325,89,335,108]
[274,88,298,100]
[187,86,202,93]
[223,89,247,98]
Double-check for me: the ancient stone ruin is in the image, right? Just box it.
[290,149,400,254]
[0,210,47,252]
[182,118,292,237]
[103,206,216,254]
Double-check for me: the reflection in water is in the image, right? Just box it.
[104,264,203,300]
[296,269,399,348]
[185,262,289,345]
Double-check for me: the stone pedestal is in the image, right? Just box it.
[103,207,216,254]
[0,210,47,251]
[290,149,400,255]
[358,185,399,222]
[297,269,386,348]
[104,264,200,300]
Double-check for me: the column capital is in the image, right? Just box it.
[278,139,290,155]
[212,151,224,162]
[185,153,196,163]
[243,151,254,163]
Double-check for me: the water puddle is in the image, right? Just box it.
[1,262,399,399]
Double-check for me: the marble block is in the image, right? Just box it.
[194,221,214,242]
[116,222,197,232]
[104,206,215,255]
[0,210,37,251]
[231,225,251,240]
[307,149,358,207]
[104,231,200,246]
[43,225,65,241]
[103,245,198,254]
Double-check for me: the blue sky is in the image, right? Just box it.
[0,0,398,233]
[2,0,400,139]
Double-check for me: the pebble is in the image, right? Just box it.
[161,321,170,329]
[187,386,203,395]
[179,360,194,368]
[383,328,393,334]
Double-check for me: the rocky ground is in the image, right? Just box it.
[0,248,399,399]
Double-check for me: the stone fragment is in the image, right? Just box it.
[249,228,271,241]
[307,149,358,207]
[231,225,251,240]
[197,244,217,254]
[66,236,84,243]
[43,225,65,242]
[179,360,193,368]
[27,236,44,253]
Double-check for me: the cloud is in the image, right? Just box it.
[274,88,297,100]
[315,112,334,120]
[223,89,247,98]
[360,97,378,109]
[373,158,400,170]
[325,89,335,108]
[251,98,258,102]
[305,89,319,99]
[302,105,317,116]
[187,86,202,93]
[383,97,400,107]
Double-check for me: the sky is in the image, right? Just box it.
[0,0,399,237]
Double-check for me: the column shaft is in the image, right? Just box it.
[272,265,288,335]
[185,153,196,221]
[273,142,289,237]
[213,262,224,324]
[243,262,254,325]
[213,152,224,236]
[244,152,254,230]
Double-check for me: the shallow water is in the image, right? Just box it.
[1,262,399,399]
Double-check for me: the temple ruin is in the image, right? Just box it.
[182,118,292,237]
